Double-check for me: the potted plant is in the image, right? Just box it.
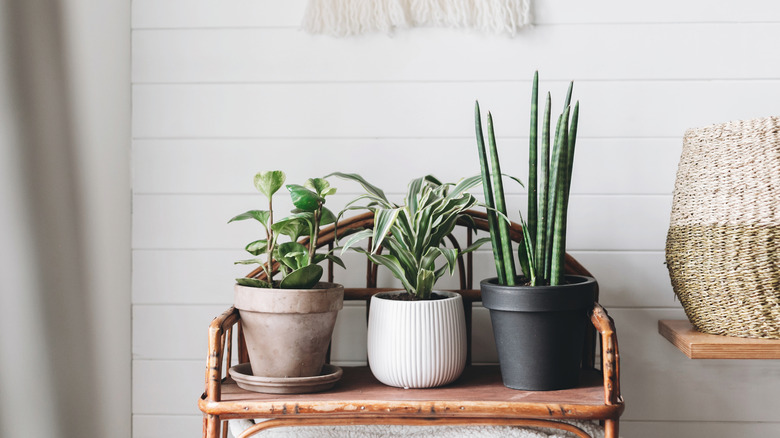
[330,172,488,388]
[476,72,597,391]
[228,171,345,382]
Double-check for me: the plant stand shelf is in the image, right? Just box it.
[658,320,780,359]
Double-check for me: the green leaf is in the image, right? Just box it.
[234,258,264,265]
[235,277,271,288]
[287,184,324,212]
[320,207,337,226]
[271,217,309,242]
[327,172,390,206]
[338,229,373,254]
[487,112,517,285]
[447,174,483,200]
[313,253,346,270]
[280,264,323,289]
[228,210,271,229]
[462,237,491,254]
[305,178,333,197]
[371,208,401,253]
[475,101,506,285]
[254,171,286,199]
[245,239,267,256]
[276,241,309,271]
[415,269,435,299]
[519,215,537,285]
[326,253,346,269]
[364,252,415,294]
[382,236,419,283]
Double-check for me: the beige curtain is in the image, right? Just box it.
[0,1,130,437]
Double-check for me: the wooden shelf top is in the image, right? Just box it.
[658,320,780,359]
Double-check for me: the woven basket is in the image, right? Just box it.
[666,116,780,339]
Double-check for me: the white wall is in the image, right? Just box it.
[131,1,780,436]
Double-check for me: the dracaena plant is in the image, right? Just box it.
[476,71,579,287]
[330,172,490,300]
[229,171,345,289]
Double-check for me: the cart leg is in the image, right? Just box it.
[604,419,619,438]
[204,414,220,438]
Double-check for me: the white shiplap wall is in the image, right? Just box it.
[131,1,780,437]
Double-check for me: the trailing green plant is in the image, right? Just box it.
[329,172,490,300]
[476,71,579,287]
[229,171,345,289]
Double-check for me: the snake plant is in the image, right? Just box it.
[229,171,345,289]
[330,172,490,299]
[476,72,579,286]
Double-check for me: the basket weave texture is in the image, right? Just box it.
[666,116,780,339]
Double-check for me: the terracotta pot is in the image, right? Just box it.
[234,282,344,378]
[367,291,467,388]
[480,275,597,390]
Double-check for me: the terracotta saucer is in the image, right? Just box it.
[229,363,343,394]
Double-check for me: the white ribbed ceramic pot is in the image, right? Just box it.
[367,291,467,388]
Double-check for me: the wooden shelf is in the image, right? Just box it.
[658,320,780,359]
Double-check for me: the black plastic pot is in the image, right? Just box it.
[480,275,597,391]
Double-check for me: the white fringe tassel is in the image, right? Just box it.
[302,0,531,36]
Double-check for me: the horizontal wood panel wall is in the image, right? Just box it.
[131,1,780,436]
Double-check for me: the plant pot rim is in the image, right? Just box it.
[234,281,343,292]
[235,282,344,314]
[480,275,595,290]
[480,275,596,312]
[372,290,461,302]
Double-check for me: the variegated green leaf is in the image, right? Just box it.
[276,241,309,270]
[446,175,483,199]
[371,208,401,253]
[382,236,419,282]
[327,172,390,205]
[338,229,373,254]
[287,184,324,212]
[415,269,436,299]
[271,217,309,242]
[407,176,425,217]
[254,171,286,199]
[245,239,267,256]
[305,178,331,196]
[365,253,415,294]
[234,258,264,265]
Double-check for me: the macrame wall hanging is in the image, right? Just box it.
[302,0,532,37]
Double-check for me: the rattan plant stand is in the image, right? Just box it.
[198,212,624,438]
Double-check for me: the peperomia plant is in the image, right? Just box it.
[229,171,344,289]
[330,172,489,300]
[476,72,579,287]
